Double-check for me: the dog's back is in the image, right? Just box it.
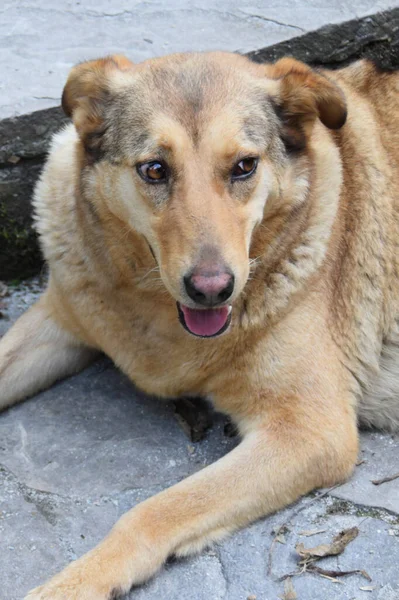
[320,62,399,429]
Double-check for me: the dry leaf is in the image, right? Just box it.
[359,586,375,592]
[272,525,290,545]
[173,398,212,442]
[276,533,287,544]
[282,526,369,587]
[299,528,327,537]
[357,570,372,582]
[7,154,20,164]
[296,527,359,561]
[371,472,399,486]
[308,564,371,582]
[0,282,8,298]
[317,573,343,583]
[296,542,331,559]
[279,578,297,600]
[273,525,290,536]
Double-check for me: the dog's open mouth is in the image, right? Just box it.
[177,303,232,338]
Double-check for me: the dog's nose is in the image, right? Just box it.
[184,270,235,306]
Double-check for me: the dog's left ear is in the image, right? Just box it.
[264,57,347,150]
[62,55,134,158]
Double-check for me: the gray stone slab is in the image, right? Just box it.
[217,503,399,600]
[0,465,67,599]
[378,586,399,600]
[0,276,44,338]
[4,440,399,600]
[0,0,394,120]
[0,358,236,498]
[332,432,399,515]
[132,553,227,600]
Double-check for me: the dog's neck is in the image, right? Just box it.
[240,128,343,330]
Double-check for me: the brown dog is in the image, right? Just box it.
[1,51,399,599]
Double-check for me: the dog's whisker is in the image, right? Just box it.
[137,265,161,284]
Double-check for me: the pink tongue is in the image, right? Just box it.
[181,305,229,337]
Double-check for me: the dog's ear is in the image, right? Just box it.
[62,55,134,159]
[264,57,347,151]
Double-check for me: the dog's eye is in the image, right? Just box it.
[231,157,258,181]
[137,161,169,184]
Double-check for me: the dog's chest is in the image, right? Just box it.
[75,292,225,398]
[358,320,399,431]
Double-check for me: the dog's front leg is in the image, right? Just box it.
[0,292,98,410]
[25,395,358,600]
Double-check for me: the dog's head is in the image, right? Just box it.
[62,52,346,337]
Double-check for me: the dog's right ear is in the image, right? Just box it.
[62,55,134,159]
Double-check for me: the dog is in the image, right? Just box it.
[1,51,399,600]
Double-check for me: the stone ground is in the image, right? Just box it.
[1,1,399,599]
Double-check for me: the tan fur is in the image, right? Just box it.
[1,52,398,600]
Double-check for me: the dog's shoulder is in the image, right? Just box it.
[325,59,399,108]
[33,123,82,265]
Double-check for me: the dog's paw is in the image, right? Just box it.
[24,583,107,600]
[24,584,102,600]
[23,563,113,600]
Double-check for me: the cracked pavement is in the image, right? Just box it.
[0,0,395,119]
[1,280,399,599]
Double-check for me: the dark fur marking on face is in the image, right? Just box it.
[175,69,205,115]
[108,588,123,600]
[242,96,282,159]
[84,129,107,164]
[243,118,269,147]
[270,100,307,154]
[140,60,227,145]
[145,237,157,262]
